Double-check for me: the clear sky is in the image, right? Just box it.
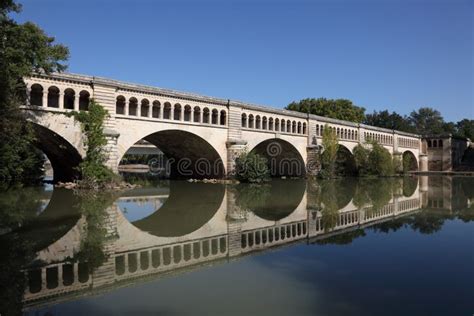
[14,0,473,122]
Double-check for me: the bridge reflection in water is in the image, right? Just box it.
[2,176,472,313]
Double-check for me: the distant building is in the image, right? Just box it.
[422,135,473,171]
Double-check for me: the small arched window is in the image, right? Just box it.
[128,97,138,116]
[184,105,192,122]
[64,88,75,110]
[256,116,261,129]
[47,86,60,108]
[203,107,210,123]
[174,104,182,120]
[116,96,126,114]
[211,109,219,124]
[152,101,161,118]
[248,114,254,128]
[269,118,274,131]
[79,91,90,111]
[193,106,201,123]
[30,84,44,106]
[220,110,226,126]
[241,113,247,128]
[163,102,172,119]
[275,118,280,131]
[141,99,150,117]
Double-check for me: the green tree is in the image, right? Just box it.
[287,98,366,123]
[320,125,339,179]
[353,144,370,176]
[409,107,446,135]
[0,0,69,185]
[235,150,270,183]
[364,110,414,133]
[455,119,474,139]
[367,141,394,176]
[67,100,118,188]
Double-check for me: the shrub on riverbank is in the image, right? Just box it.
[67,100,121,189]
[352,141,394,176]
[319,125,338,179]
[234,151,269,183]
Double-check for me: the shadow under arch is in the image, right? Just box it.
[31,123,82,183]
[402,150,418,171]
[249,139,305,177]
[131,181,225,237]
[234,179,306,221]
[127,130,225,179]
[335,144,357,176]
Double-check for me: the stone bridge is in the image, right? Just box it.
[22,73,426,181]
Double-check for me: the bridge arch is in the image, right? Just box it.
[117,127,226,179]
[335,144,357,176]
[249,138,305,177]
[402,150,419,171]
[30,123,83,182]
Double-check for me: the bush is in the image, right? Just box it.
[319,125,338,179]
[353,144,370,176]
[67,100,120,188]
[235,151,269,183]
[368,141,394,176]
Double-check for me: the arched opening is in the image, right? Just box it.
[303,123,307,134]
[141,99,150,117]
[78,91,90,111]
[335,145,357,176]
[174,104,182,120]
[203,108,210,124]
[47,86,60,108]
[256,116,261,129]
[297,122,302,134]
[292,121,296,134]
[116,96,125,114]
[30,124,82,183]
[269,118,274,131]
[30,84,43,106]
[121,130,225,179]
[152,101,161,118]
[241,113,247,128]
[184,105,192,122]
[64,88,75,110]
[128,97,138,116]
[126,182,225,237]
[211,109,219,124]
[403,151,418,172]
[286,121,291,133]
[163,102,171,119]
[275,118,280,131]
[248,114,254,128]
[220,110,226,126]
[250,139,305,177]
[281,119,286,132]
[262,117,268,130]
[193,106,201,123]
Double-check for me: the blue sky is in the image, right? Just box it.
[14,0,473,122]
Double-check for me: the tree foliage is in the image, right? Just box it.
[67,100,117,188]
[234,150,270,183]
[319,125,339,179]
[0,0,69,186]
[364,110,414,133]
[287,98,366,123]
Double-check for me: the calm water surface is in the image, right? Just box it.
[0,176,473,316]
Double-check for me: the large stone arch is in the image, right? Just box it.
[116,120,227,179]
[248,138,306,177]
[402,150,419,171]
[335,144,357,176]
[31,123,83,183]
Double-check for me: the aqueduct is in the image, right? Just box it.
[22,73,426,181]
